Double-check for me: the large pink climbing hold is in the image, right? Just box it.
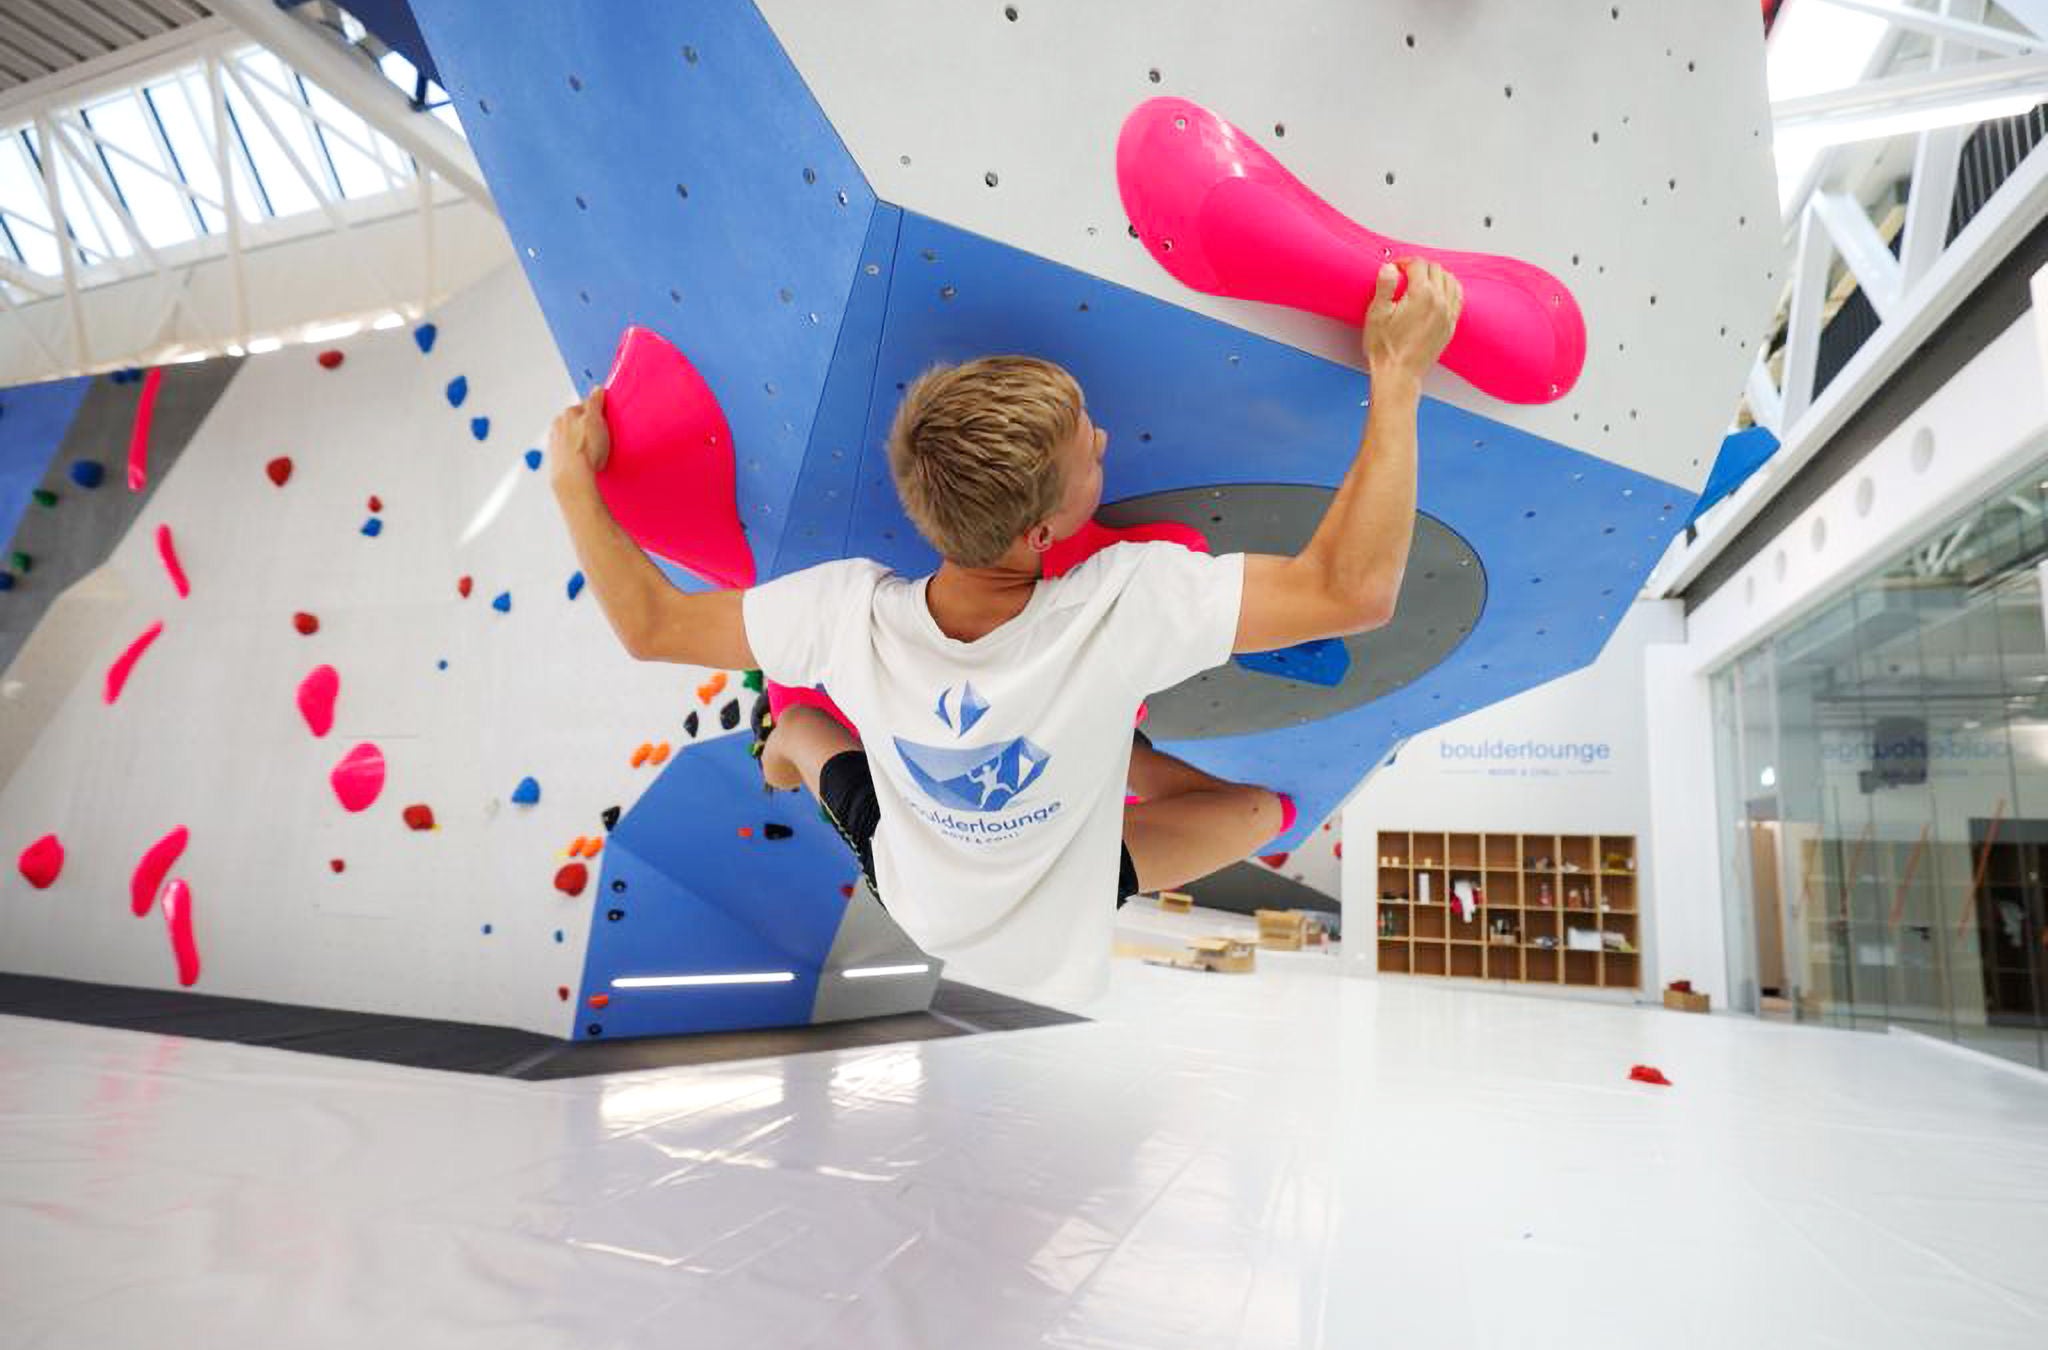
[1043,517,1210,579]
[1116,96,1586,404]
[104,620,164,705]
[18,834,63,889]
[131,826,189,916]
[767,680,860,741]
[155,523,190,598]
[599,327,757,589]
[331,742,386,813]
[297,664,339,738]
[126,366,162,492]
[161,878,201,987]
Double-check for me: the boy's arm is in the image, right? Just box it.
[1233,259,1462,654]
[549,390,758,670]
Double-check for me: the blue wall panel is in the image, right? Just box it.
[0,375,91,556]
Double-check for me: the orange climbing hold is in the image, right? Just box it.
[630,742,652,768]
[18,834,63,889]
[567,835,589,857]
[554,862,588,896]
[697,671,727,704]
[737,826,753,838]
[581,838,603,859]
[649,741,671,765]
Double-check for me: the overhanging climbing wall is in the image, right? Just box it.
[409,0,1778,990]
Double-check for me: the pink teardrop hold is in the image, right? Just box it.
[298,664,340,738]
[331,742,386,813]
[162,878,201,987]
[131,825,189,916]
[18,834,63,889]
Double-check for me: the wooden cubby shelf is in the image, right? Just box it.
[1374,831,1640,988]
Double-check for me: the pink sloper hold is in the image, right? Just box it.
[127,366,161,493]
[104,620,164,705]
[155,523,190,598]
[297,665,339,738]
[599,327,757,589]
[1115,96,1586,405]
[1042,517,1209,578]
[18,834,63,889]
[131,826,189,916]
[161,878,201,986]
[767,680,861,741]
[331,743,386,813]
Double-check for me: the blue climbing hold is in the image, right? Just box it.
[361,516,383,538]
[482,924,493,935]
[470,416,490,441]
[68,459,104,489]
[492,591,511,612]
[567,570,585,600]
[0,572,13,591]
[446,375,468,407]
[1234,637,1352,688]
[414,322,437,353]
[437,659,448,670]
[524,448,543,470]
[512,775,541,805]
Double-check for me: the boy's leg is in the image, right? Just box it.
[759,702,860,796]
[1123,738,1288,894]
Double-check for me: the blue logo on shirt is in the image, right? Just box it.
[896,682,1051,812]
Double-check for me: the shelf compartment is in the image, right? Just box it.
[1377,939,1410,974]
[1413,943,1449,976]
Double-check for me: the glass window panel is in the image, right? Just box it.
[50,131,123,263]
[299,77,402,198]
[80,98,197,250]
[223,76,314,218]
[146,75,224,234]
[0,130,61,274]
[234,52,333,201]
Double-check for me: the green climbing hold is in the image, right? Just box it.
[32,489,57,508]
[9,551,30,574]
[741,669,764,692]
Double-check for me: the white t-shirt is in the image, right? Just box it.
[742,541,1246,1008]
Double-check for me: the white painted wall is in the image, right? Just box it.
[1340,599,1684,993]
[0,260,735,1036]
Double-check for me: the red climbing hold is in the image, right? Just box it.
[131,825,189,916]
[162,877,201,986]
[297,664,339,738]
[1629,1065,1673,1087]
[329,858,345,873]
[330,742,386,812]
[1043,516,1211,578]
[127,367,161,493]
[155,524,190,598]
[104,619,164,705]
[1334,841,1344,859]
[1259,852,1290,869]
[557,986,570,1001]
[839,884,855,899]
[402,803,436,832]
[587,992,610,1010]
[18,834,63,889]
[367,494,382,513]
[554,862,588,897]
[457,575,472,599]
[317,350,343,370]
[293,611,319,636]
[598,327,757,588]
[266,456,293,487]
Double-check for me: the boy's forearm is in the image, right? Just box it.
[1296,372,1422,612]
[551,469,670,655]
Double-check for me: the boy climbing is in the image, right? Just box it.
[549,259,1462,1005]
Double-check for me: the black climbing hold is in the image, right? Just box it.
[600,804,620,832]
[720,698,741,730]
[684,710,700,738]
[763,822,793,840]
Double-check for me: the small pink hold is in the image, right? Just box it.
[297,664,339,738]
[161,878,201,987]
[331,742,386,813]
[104,620,165,705]
[156,523,190,598]
[131,826,189,916]
[18,834,63,889]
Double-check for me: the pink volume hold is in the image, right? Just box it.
[1115,96,1586,404]
[330,742,386,813]
[18,833,64,889]
[132,826,189,917]
[161,878,201,987]
[127,366,162,493]
[104,620,165,705]
[297,665,340,738]
[156,524,190,598]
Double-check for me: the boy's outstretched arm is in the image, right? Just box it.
[1233,259,1462,654]
[549,389,757,671]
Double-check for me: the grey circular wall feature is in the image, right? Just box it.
[1095,484,1486,739]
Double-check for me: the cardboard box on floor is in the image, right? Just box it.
[1189,937,1257,973]
[1257,909,1308,951]
[1664,989,1711,1013]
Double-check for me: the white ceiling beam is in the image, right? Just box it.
[50,113,160,272]
[1810,0,2039,56]
[1779,202,1835,429]
[1811,189,1905,320]
[1992,0,2048,41]
[0,17,234,125]
[1746,350,1785,436]
[0,275,67,376]
[0,255,57,298]
[31,112,87,367]
[204,0,492,211]
[201,54,249,344]
[1773,51,2048,137]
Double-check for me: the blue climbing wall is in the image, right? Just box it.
[0,375,91,564]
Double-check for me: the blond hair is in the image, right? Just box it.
[885,355,1082,567]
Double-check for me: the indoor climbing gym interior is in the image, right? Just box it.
[4,2,2048,1346]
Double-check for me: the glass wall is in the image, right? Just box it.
[1711,459,2048,1070]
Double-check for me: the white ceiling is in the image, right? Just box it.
[0,0,215,94]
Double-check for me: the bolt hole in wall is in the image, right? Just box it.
[1712,448,2048,1070]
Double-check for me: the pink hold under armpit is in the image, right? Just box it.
[104,620,164,705]
[155,523,190,598]
[131,826,189,917]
